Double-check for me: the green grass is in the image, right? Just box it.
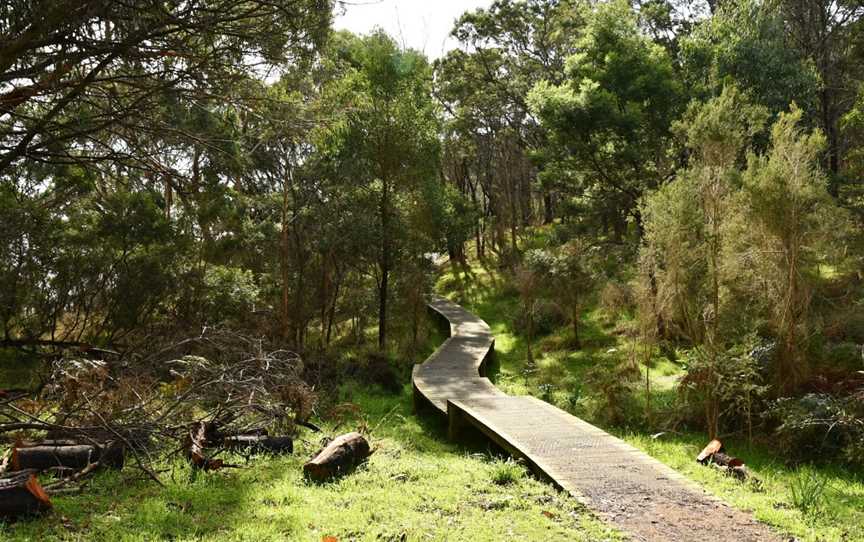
[436,256,864,542]
[2,385,622,541]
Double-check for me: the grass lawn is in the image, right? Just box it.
[437,257,864,542]
[1,385,621,541]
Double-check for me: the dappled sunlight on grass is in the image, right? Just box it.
[2,386,621,542]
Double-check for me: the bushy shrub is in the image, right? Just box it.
[202,265,260,324]
[584,353,640,426]
[823,342,864,373]
[823,303,864,343]
[678,339,771,434]
[768,392,864,466]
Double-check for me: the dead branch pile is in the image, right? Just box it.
[0,328,318,517]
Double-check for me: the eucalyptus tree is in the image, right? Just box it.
[528,0,683,241]
[772,0,864,181]
[436,0,584,261]
[681,0,819,122]
[319,32,441,350]
[0,0,331,349]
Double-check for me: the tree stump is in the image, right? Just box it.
[303,432,370,481]
[0,470,51,518]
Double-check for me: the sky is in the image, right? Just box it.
[333,0,493,59]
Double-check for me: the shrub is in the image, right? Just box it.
[678,339,770,438]
[769,392,864,466]
[584,353,640,426]
[202,265,260,324]
[823,342,864,373]
[515,300,567,337]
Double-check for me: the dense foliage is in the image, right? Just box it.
[2,0,864,472]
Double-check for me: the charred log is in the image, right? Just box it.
[11,443,124,472]
[0,470,52,518]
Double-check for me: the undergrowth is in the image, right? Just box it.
[437,257,864,542]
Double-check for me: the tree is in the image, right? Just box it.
[773,0,864,182]
[528,0,683,240]
[0,0,330,175]
[320,32,441,350]
[681,0,819,121]
[642,85,768,436]
[741,105,847,394]
[0,1,332,351]
[435,0,584,262]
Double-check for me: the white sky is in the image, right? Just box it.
[333,0,494,59]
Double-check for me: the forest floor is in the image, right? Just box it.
[0,386,620,541]
[436,256,864,542]
[3,259,864,541]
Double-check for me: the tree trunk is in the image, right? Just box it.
[378,179,391,351]
[572,307,581,349]
[543,190,554,224]
[223,435,293,455]
[281,171,293,343]
[303,432,371,481]
[12,444,124,472]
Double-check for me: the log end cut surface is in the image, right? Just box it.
[413,296,782,542]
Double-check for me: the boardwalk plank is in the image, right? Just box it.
[413,297,783,542]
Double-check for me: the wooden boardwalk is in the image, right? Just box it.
[413,297,781,542]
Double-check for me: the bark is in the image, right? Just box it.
[543,190,554,224]
[223,435,293,455]
[378,178,391,351]
[11,443,124,472]
[303,432,371,481]
[0,471,51,518]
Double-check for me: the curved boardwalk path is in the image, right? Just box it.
[413,297,781,542]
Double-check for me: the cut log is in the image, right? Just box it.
[709,451,750,481]
[303,432,371,481]
[223,435,293,455]
[11,443,124,472]
[696,439,724,464]
[696,439,754,482]
[0,470,52,518]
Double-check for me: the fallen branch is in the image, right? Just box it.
[42,461,101,493]
[223,435,293,455]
